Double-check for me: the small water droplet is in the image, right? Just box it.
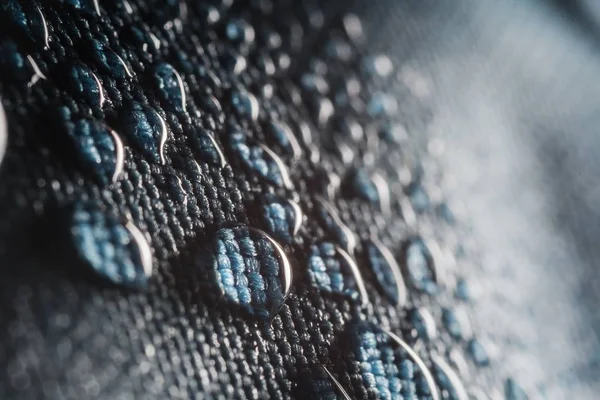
[226,18,255,45]
[193,4,221,25]
[212,225,292,318]
[409,307,437,340]
[315,97,334,126]
[505,378,528,400]
[431,354,469,400]
[65,118,124,185]
[307,242,368,305]
[366,238,407,307]
[326,38,353,61]
[153,62,186,112]
[222,49,247,75]
[442,308,464,339]
[316,197,357,255]
[363,55,394,78]
[189,128,226,168]
[120,101,168,164]
[71,204,152,287]
[89,39,132,79]
[231,89,259,121]
[301,73,329,95]
[343,169,391,214]
[256,53,275,75]
[455,278,470,301]
[342,14,364,43]
[266,121,302,161]
[407,183,430,213]
[402,238,438,294]
[230,132,292,188]
[467,339,490,366]
[259,195,303,244]
[2,2,50,49]
[0,101,7,169]
[367,92,397,117]
[380,121,407,145]
[67,63,105,108]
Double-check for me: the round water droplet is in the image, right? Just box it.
[88,39,132,79]
[409,307,437,340]
[226,18,255,45]
[431,354,469,400]
[231,89,259,121]
[65,118,124,185]
[367,92,397,117]
[366,238,407,307]
[229,132,292,188]
[211,225,292,318]
[265,121,302,161]
[71,204,152,287]
[402,238,438,294]
[467,339,490,366]
[66,63,105,108]
[189,127,226,168]
[0,101,6,169]
[120,101,168,164]
[363,55,394,78]
[2,2,49,49]
[259,194,303,245]
[153,62,186,112]
[505,378,528,400]
[307,242,368,305]
[316,197,357,255]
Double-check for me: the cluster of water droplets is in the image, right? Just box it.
[0,1,528,399]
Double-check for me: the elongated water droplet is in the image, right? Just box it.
[120,101,168,164]
[2,2,49,49]
[230,133,292,188]
[381,121,407,145]
[431,354,469,400]
[342,14,364,43]
[222,49,247,75]
[442,308,465,339]
[212,225,292,318]
[505,378,528,400]
[366,238,407,307]
[315,97,334,126]
[301,73,329,94]
[409,307,437,340]
[322,366,352,400]
[66,63,105,108]
[307,242,368,305]
[231,89,259,121]
[316,197,357,255]
[259,194,303,244]
[26,55,46,87]
[153,62,186,112]
[402,237,439,294]
[226,18,255,45]
[65,118,124,185]
[467,339,490,366]
[455,278,470,301]
[189,128,226,168]
[266,121,302,161]
[71,205,152,287]
[0,101,6,169]
[89,39,132,79]
[407,182,430,213]
[363,55,394,78]
[343,168,391,214]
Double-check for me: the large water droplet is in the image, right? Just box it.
[265,121,302,161]
[366,238,407,307]
[230,132,292,188]
[431,354,469,400]
[0,101,6,169]
[467,339,490,366]
[402,238,439,294]
[307,242,368,305]
[212,225,292,318]
[226,18,255,45]
[88,39,132,79]
[316,197,357,255]
[2,2,49,49]
[189,127,226,168]
[66,63,105,108]
[65,118,124,185]
[153,62,186,112]
[409,307,437,340]
[505,378,528,400]
[259,194,303,245]
[231,89,259,121]
[71,204,152,287]
[120,101,168,164]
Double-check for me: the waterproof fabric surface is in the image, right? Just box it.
[0,1,599,399]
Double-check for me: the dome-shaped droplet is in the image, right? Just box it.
[442,308,464,339]
[366,238,407,307]
[259,195,303,245]
[342,14,364,43]
[120,101,168,164]
[316,197,357,255]
[231,89,259,121]
[363,55,394,78]
[222,49,247,75]
[367,92,397,117]
[66,63,105,108]
[343,168,391,214]
[61,0,101,15]
[315,97,334,126]
[229,132,292,188]
[308,242,368,305]
[409,307,437,340]
[212,225,292,318]
[301,73,329,95]
[402,238,438,294]
[189,127,226,168]
[71,204,152,287]
[407,182,430,213]
[2,2,49,49]
[226,18,255,45]
[380,121,407,145]
[505,378,528,400]
[65,118,124,185]
[455,278,470,301]
[0,101,6,169]
[88,39,132,79]
[153,62,186,112]
[467,339,490,366]
[265,121,302,161]
[431,355,469,400]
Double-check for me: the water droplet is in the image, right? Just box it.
[67,63,105,108]
[326,38,353,61]
[407,183,430,213]
[193,4,221,25]
[342,14,364,43]
[363,55,394,78]
[322,366,352,400]
[442,308,464,339]
[0,101,7,169]
[505,378,528,400]
[467,339,490,366]
[366,238,407,307]
[455,278,470,301]
[380,121,407,145]
[61,0,101,15]
[315,97,334,126]
[65,118,124,185]
[71,204,152,287]
[222,49,247,75]
[189,128,226,168]
[212,225,292,318]
[156,171,187,205]
[226,18,255,45]
[230,132,292,188]
[89,39,132,79]
[26,55,46,87]
[256,53,275,75]
[231,89,259,121]
[301,73,329,95]
[2,2,49,49]
[120,101,168,164]
[266,121,302,161]
[343,169,391,214]
[409,307,437,340]
[402,238,438,294]
[431,354,469,400]
[367,92,397,117]
[307,242,368,305]
[259,195,303,244]
[153,62,186,112]
[316,197,357,255]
